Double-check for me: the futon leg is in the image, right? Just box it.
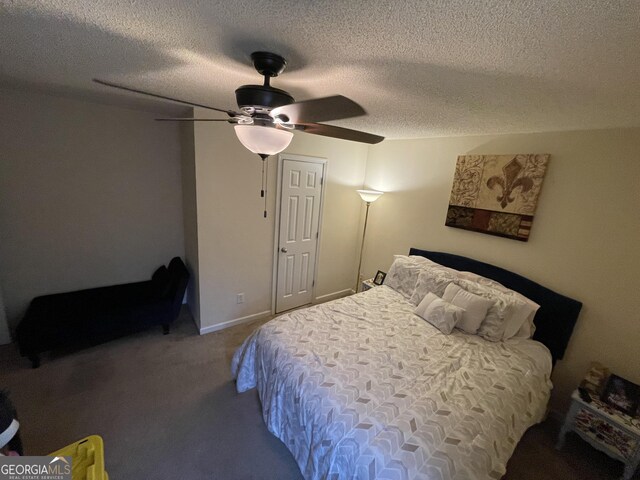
[162,324,170,335]
[28,353,40,369]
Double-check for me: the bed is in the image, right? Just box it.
[232,249,582,479]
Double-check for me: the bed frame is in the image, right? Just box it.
[409,248,582,364]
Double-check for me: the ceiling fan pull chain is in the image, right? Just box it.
[261,157,265,198]
[264,157,269,218]
[258,154,269,218]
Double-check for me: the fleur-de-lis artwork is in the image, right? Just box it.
[446,154,549,241]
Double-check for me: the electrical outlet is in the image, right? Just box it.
[236,293,245,304]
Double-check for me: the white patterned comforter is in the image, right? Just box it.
[232,286,552,480]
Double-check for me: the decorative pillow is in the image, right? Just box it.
[383,255,425,300]
[442,283,494,334]
[151,265,172,298]
[452,279,516,341]
[152,265,166,282]
[457,271,540,339]
[414,292,465,335]
[409,265,458,306]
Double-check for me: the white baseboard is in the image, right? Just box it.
[313,288,354,304]
[199,310,271,335]
[199,289,353,335]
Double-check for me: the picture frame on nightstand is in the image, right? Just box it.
[601,374,640,417]
[580,361,610,395]
[373,270,386,285]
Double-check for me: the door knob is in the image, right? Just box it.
[281,247,288,253]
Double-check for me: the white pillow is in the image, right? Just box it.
[383,255,424,300]
[514,314,537,339]
[453,279,515,341]
[409,265,458,306]
[414,292,465,335]
[507,296,540,339]
[408,256,461,276]
[457,271,507,289]
[443,283,494,334]
[504,301,539,339]
[457,271,540,339]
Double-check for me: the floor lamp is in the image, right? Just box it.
[355,189,384,292]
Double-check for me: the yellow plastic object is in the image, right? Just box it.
[48,435,108,480]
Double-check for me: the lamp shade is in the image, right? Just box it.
[234,125,294,155]
[357,189,384,203]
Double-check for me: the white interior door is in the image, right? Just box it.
[275,157,324,313]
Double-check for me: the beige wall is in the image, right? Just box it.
[362,128,640,411]
[0,87,185,329]
[192,110,368,331]
[180,121,200,327]
[0,287,10,345]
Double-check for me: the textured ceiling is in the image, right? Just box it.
[1,0,639,138]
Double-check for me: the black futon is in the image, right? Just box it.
[16,257,189,368]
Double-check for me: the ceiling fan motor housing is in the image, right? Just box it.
[236,52,294,112]
[235,84,294,112]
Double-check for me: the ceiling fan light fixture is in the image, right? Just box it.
[234,124,293,155]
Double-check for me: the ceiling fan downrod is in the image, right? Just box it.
[235,52,294,114]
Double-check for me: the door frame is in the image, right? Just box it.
[271,153,328,314]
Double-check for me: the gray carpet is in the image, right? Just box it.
[0,309,626,479]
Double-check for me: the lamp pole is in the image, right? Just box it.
[355,201,372,292]
[354,189,384,293]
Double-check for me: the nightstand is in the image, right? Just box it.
[557,390,640,480]
[361,279,376,292]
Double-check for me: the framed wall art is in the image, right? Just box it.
[446,154,550,241]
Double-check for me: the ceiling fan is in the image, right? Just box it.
[93,51,384,216]
[94,51,383,152]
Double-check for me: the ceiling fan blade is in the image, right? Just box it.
[270,95,366,124]
[155,118,234,122]
[292,123,384,144]
[93,79,242,117]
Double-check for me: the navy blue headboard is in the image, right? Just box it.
[409,248,582,364]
